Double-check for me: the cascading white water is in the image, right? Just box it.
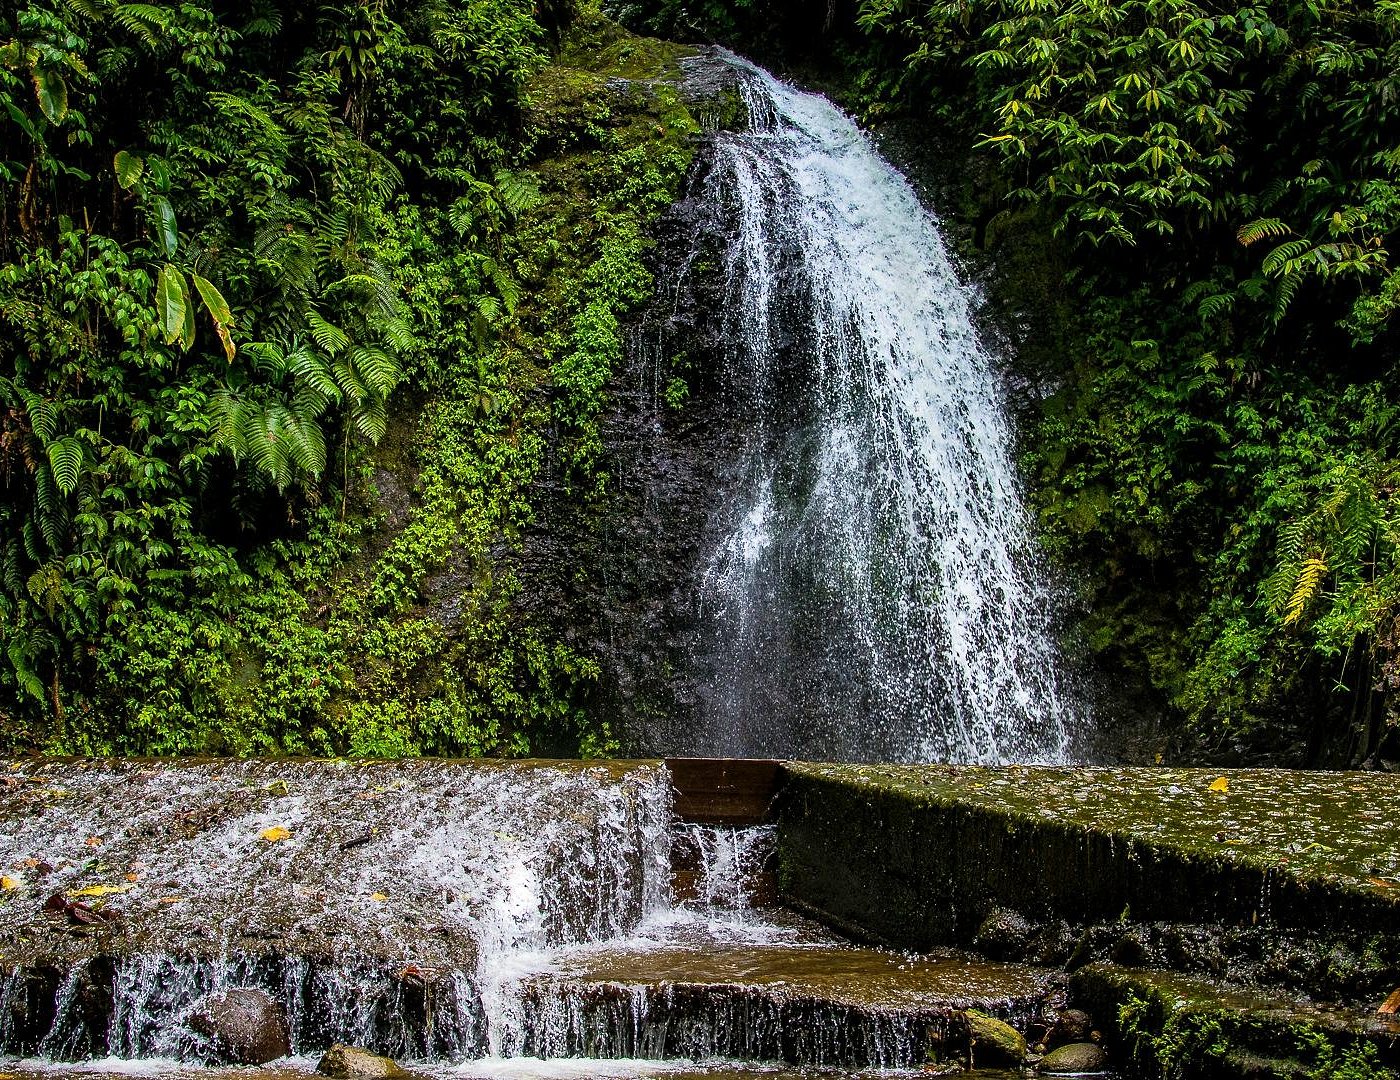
[679,825,773,916]
[686,52,1079,764]
[0,761,674,1063]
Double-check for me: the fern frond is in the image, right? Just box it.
[1237,217,1289,246]
[1262,239,1312,275]
[285,345,340,398]
[493,168,542,216]
[47,436,84,495]
[1271,272,1301,324]
[347,345,400,398]
[304,309,350,355]
[1284,555,1329,626]
[352,399,387,443]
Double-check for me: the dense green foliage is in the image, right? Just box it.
[851,0,1400,762]
[618,0,1400,763]
[0,0,695,754]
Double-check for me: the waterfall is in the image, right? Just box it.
[669,51,1079,764]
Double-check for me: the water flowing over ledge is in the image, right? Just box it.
[637,51,1082,763]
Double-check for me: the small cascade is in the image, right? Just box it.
[638,51,1083,763]
[673,824,775,915]
[0,758,1066,1077]
[0,760,672,1063]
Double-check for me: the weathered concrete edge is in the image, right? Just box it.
[773,764,1400,995]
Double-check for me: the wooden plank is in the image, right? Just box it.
[666,758,785,824]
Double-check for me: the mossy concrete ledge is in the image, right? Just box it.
[775,764,1400,998]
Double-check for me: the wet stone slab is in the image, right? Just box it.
[0,759,673,1060]
[512,913,1064,1069]
[777,764,1400,1000]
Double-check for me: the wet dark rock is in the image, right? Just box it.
[965,1010,1026,1065]
[1109,927,1154,968]
[316,1044,410,1078]
[1049,1008,1094,1046]
[188,987,291,1064]
[1040,1041,1108,1074]
[975,907,1034,960]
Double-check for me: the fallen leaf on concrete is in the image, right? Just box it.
[68,883,133,898]
[259,826,292,843]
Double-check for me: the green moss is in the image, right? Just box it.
[784,763,1400,900]
[776,764,1400,999]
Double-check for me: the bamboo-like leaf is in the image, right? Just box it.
[155,263,189,346]
[113,150,145,190]
[191,273,236,361]
[32,69,68,124]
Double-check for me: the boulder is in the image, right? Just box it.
[1049,1008,1094,1046]
[974,907,1034,960]
[965,1010,1026,1065]
[188,987,290,1065]
[1040,1041,1109,1074]
[316,1045,411,1078]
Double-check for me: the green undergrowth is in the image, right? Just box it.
[1075,966,1395,1080]
[6,9,698,757]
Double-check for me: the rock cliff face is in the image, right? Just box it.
[521,52,755,755]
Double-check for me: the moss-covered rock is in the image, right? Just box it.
[1040,1041,1109,1074]
[967,1009,1028,1065]
[1069,965,1399,1080]
[316,1045,410,1078]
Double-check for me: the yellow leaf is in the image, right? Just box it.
[260,826,292,843]
[370,892,388,902]
[1209,776,1229,793]
[67,883,133,897]
[0,876,18,891]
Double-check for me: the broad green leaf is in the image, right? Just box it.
[191,273,236,362]
[114,150,145,191]
[155,263,189,346]
[180,280,197,352]
[47,436,83,495]
[32,69,67,124]
[152,196,179,258]
[190,272,232,325]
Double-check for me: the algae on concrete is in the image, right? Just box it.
[776,764,1400,999]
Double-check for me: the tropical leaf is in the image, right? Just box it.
[155,264,189,346]
[191,273,236,361]
[32,69,68,124]
[113,150,145,191]
[151,196,179,258]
